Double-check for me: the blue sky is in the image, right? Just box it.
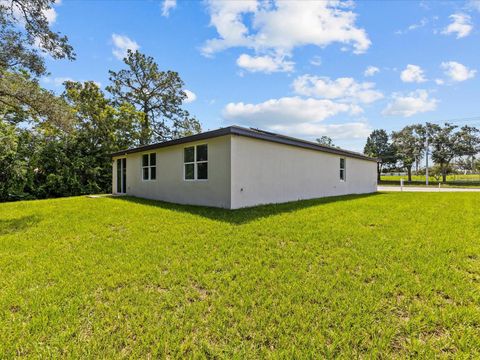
[41,0,480,150]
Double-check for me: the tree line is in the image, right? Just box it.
[2,1,479,202]
[0,0,200,201]
[363,124,480,182]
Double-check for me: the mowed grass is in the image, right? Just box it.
[1,193,480,358]
[381,174,480,187]
[383,174,480,182]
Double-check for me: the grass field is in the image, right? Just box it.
[382,174,480,182]
[381,174,480,187]
[1,193,480,357]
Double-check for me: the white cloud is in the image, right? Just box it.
[400,64,427,83]
[184,89,197,103]
[364,66,379,77]
[435,78,444,85]
[236,53,294,73]
[43,7,57,24]
[442,13,472,39]
[41,77,102,89]
[310,56,322,67]
[161,0,176,17]
[396,17,429,34]
[468,1,480,12]
[111,34,139,60]
[202,0,257,57]
[42,76,73,86]
[41,0,62,24]
[202,0,370,72]
[407,17,428,31]
[382,90,438,117]
[267,122,372,140]
[223,97,362,125]
[441,61,476,82]
[222,96,370,140]
[292,75,383,104]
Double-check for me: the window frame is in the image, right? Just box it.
[142,152,157,181]
[339,157,346,182]
[183,144,208,181]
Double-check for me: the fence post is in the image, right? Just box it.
[400,178,404,192]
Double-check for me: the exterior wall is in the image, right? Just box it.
[230,135,377,209]
[112,135,231,208]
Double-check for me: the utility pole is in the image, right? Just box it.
[425,130,429,186]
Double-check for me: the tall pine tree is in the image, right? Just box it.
[107,50,201,145]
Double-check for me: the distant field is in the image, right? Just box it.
[382,174,480,182]
[381,174,480,187]
[1,193,480,357]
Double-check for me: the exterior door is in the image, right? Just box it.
[116,158,127,193]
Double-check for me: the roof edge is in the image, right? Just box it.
[228,126,377,162]
[111,126,377,162]
[110,127,231,157]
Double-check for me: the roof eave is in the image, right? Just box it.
[110,126,377,162]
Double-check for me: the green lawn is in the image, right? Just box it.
[1,193,480,357]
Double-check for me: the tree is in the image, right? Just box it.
[411,124,426,173]
[0,72,76,199]
[63,80,141,148]
[456,125,480,172]
[456,157,474,173]
[0,70,73,130]
[0,0,75,76]
[0,80,147,201]
[0,120,23,199]
[0,0,76,199]
[316,136,335,147]
[391,125,425,182]
[106,50,201,145]
[364,129,396,181]
[60,81,143,194]
[430,123,460,183]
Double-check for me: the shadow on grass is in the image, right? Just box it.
[0,215,41,236]
[110,193,381,225]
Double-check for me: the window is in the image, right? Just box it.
[340,158,346,181]
[184,144,208,180]
[142,153,156,180]
[184,147,195,180]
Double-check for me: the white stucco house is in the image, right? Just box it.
[111,126,378,209]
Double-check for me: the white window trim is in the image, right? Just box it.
[142,152,157,181]
[184,144,208,181]
[340,157,346,182]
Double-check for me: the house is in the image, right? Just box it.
[111,126,378,209]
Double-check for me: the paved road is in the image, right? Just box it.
[378,186,480,192]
